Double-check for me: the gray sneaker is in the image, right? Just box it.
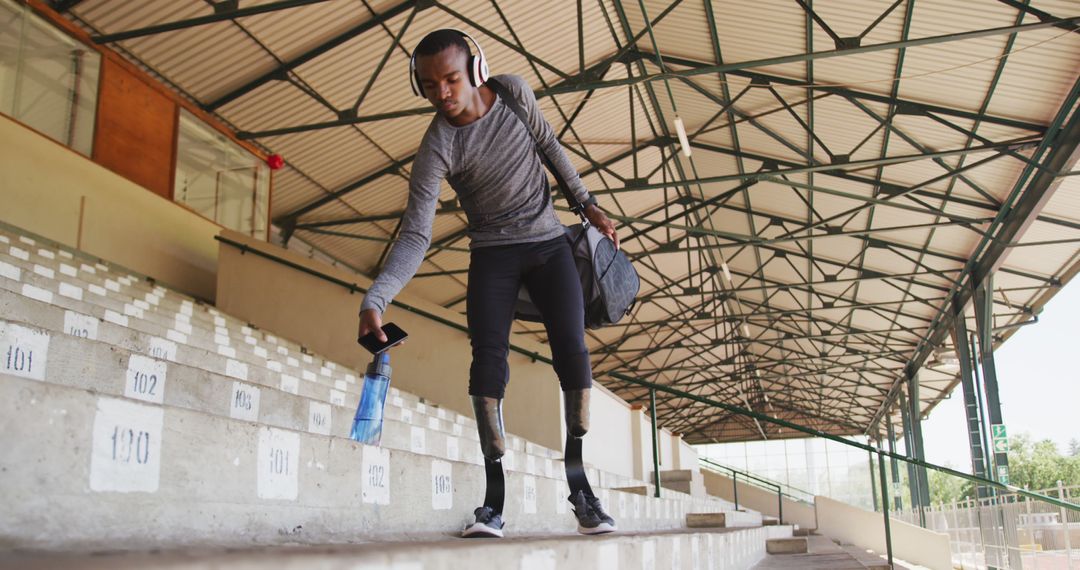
[569,491,615,535]
[462,506,505,538]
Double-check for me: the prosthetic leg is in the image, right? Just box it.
[563,389,616,534]
[462,396,507,538]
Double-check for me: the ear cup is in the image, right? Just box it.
[468,55,481,87]
[411,69,423,97]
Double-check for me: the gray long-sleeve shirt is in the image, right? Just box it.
[360,74,594,314]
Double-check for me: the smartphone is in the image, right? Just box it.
[357,322,408,354]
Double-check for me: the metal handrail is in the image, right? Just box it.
[700,457,785,524]
[699,457,814,507]
[216,235,1080,568]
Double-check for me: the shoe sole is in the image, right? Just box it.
[577,522,616,535]
[462,523,505,538]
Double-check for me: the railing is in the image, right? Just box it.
[216,235,1080,569]
[893,483,1079,570]
[698,456,816,513]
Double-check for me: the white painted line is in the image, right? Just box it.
[21,284,53,304]
[88,284,106,297]
[94,262,108,272]
[17,236,34,246]
[241,326,253,336]
[64,311,99,340]
[427,416,439,430]
[257,428,299,501]
[267,360,283,373]
[124,354,166,404]
[148,337,178,362]
[1,322,50,381]
[9,247,29,261]
[217,345,236,359]
[431,459,453,510]
[415,402,426,414]
[89,397,164,493]
[320,366,331,377]
[58,282,83,301]
[286,356,299,368]
[253,346,268,359]
[133,299,150,311]
[446,436,459,461]
[33,264,54,279]
[59,263,77,277]
[179,302,193,317]
[244,336,257,345]
[361,445,391,505]
[400,409,413,425]
[266,335,278,344]
[345,373,356,384]
[214,334,230,347]
[37,249,55,260]
[329,389,345,407]
[58,249,73,259]
[214,326,229,337]
[302,370,316,382]
[174,313,191,325]
[0,260,20,281]
[326,362,336,370]
[302,354,313,364]
[105,280,120,292]
[0,234,7,243]
[410,426,426,454]
[437,408,448,420]
[519,549,556,570]
[165,329,187,345]
[229,382,260,422]
[122,304,144,320]
[392,397,404,408]
[144,294,160,306]
[225,359,248,381]
[276,346,288,356]
[308,401,331,436]
[279,374,299,395]
[523,475,537,514]
[104,310,128,327]
[214,316,226,327]
[80,263,96,274]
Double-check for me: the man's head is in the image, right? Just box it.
[412,29,486,121]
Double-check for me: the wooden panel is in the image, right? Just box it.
[92,57,177,199]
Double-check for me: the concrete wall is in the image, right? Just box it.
[816,495,953,570]
[702,470,818,530]
[674,438,698,470]
[215,230,652,467]
[0,114,221,301]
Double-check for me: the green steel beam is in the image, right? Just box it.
[92,0,337,43]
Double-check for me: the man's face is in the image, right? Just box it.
[416,46,474,120]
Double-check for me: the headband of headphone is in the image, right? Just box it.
[409,28,490,97]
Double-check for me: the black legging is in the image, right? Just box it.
[466,235,592,399]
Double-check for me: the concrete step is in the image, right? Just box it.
[0,373,718,550]
[766,537,808,554]
[0,526,796,569]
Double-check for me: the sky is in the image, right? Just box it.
[921,277,1080,471]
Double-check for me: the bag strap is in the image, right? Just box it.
[486,77,589,224]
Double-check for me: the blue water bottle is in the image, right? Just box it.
[350,352,392,445]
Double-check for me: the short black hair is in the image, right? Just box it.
[414,29,471,59]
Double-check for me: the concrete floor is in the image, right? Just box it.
[752,536,865,569]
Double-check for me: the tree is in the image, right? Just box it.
[1006,432,1080,491]
[929,465,974,504]
[1068,438,1080,458]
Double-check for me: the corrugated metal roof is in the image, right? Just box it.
[59,0,1080,444]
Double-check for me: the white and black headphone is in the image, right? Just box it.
[409,28,490,98]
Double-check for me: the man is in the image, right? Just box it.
[357,29,618,538]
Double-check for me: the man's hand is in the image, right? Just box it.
[358,309,386,343]
[583,203,619,250]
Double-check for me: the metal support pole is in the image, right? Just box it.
[878,450,895,568]
[887,418,903,510]
[1058,480,1073,570]
[953,314,991,499]
[899,391,921,516]
[870,447,880,512]
[649,388,661,498]
[908,372,931,526]
[732,472,739,510]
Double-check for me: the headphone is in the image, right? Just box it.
[409,28,490,98]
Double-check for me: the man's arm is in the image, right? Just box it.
[359,139,446,338]
[508,75,619,248]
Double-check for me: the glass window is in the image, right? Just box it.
[175,109,269,237]
[0,0,100,156]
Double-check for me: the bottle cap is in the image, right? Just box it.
[367,351,392,377]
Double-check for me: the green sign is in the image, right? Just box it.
[997,465,1010,485]
[992,424,1008,453]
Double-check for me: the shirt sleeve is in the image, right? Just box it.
[506,75,596,209]
[360,132,446,314]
